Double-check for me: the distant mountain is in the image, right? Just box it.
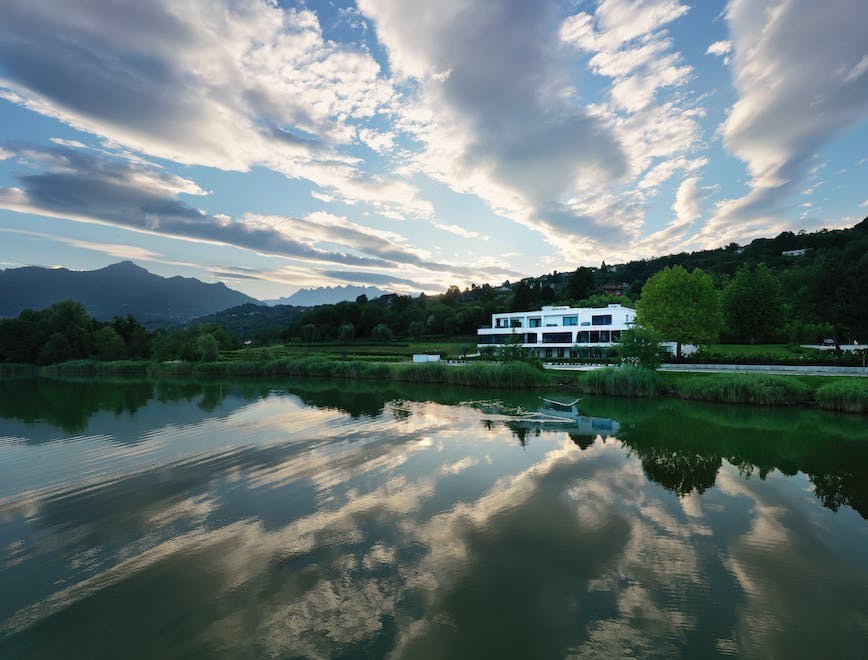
[265,284,388,307]
[0,261,261,323]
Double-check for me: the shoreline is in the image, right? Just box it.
[2,358,866,414]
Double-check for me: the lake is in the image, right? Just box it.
[1,377,866,658]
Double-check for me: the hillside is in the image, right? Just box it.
[276,218,868,345]
[0,261,261,324]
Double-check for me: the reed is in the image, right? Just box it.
[815,380,868,413]
[577,366,662,397]
[675,373,810,406]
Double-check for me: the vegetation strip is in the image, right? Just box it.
[26,358,868,413]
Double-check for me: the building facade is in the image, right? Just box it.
[477,304,636,358]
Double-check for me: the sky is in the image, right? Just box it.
[0,0,866,300]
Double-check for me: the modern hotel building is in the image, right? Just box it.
[477,304,636,358]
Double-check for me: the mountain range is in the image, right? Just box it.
[0,261,260,323]
[265,284,389,307]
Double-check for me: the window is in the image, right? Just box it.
[510,318,523,328]
[529,317,541,328]
[600,330,610,342]
[590,331,600,343]
[563,315,578,326]
[542,332,572,343]
[611,330,621,341]
[578,331,589,343]
[524,333,538,344]
[591,314,612,326]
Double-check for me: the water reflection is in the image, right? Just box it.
[0,379,866,657]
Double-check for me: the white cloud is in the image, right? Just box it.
[431,221,488,240]
[705,40,733,57]
[0,0,432,221]
[360,0,630,254]
[700,0,868,245]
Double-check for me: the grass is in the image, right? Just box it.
[674,373,811,406]
[815,379,868,413]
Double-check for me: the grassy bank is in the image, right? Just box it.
[558,367,867,413]
[38,357,553,390]
[19,358,868,412]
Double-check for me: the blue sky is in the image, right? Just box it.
[0,0,866,299]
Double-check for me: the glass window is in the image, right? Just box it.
[529,317,541,328]
[591,314,612,326]
[563,315,578,326]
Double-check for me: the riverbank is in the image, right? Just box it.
[4,359,866,413]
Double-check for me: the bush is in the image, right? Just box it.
[816,380,868,413]
[577,366,662,397]
[676,374,810,406]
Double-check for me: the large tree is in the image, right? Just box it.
[637,265,722,357]
[722,263,786,343]
[567,267,595,300]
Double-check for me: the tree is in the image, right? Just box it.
[93,326,126,361]
[338,322,355,341]
[722,263,787,343]
[301,323,318,343]
[637,265,722,357]
[617,326,663,369]
[371,323,393,342]
[197,333,219,362]
[38,332,72,365]
[408,320,426,339]
[567,267,595,300]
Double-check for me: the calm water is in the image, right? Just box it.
[0,377,866,658]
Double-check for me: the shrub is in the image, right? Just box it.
[816,380,868,413]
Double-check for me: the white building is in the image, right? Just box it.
[477,304,636,358]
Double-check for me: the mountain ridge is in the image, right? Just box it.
[0,261,261,324]
[265,284,389,307]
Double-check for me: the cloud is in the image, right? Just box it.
[431,220,488,240]
[705,40,733,57]
[700,0,868,244]
[360,0,631,254]
[0,0,432,220]
[0,145,419,269]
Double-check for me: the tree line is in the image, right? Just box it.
[0,301,237,365]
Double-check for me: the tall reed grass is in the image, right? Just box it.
[815,380,868,413]
[675,374,810,406]
[576,366,662,397]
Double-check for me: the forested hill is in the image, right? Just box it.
[0,261,260,324]
[274,218,867,345]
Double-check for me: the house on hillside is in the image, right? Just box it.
[477,304,635,358]
[782,248,807,256]
[601,283,627,296]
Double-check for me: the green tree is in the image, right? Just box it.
[93,326,126,361]
[38,332,72,365]
[637,265,722,357]
[408,320,426,339]
[371,323,393,342]
[567,267,595,300]
[301,323,318,343]
[338,322,355,341]
[616,326,663,369]
[722,263,787,343]
[197,333,219,362]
